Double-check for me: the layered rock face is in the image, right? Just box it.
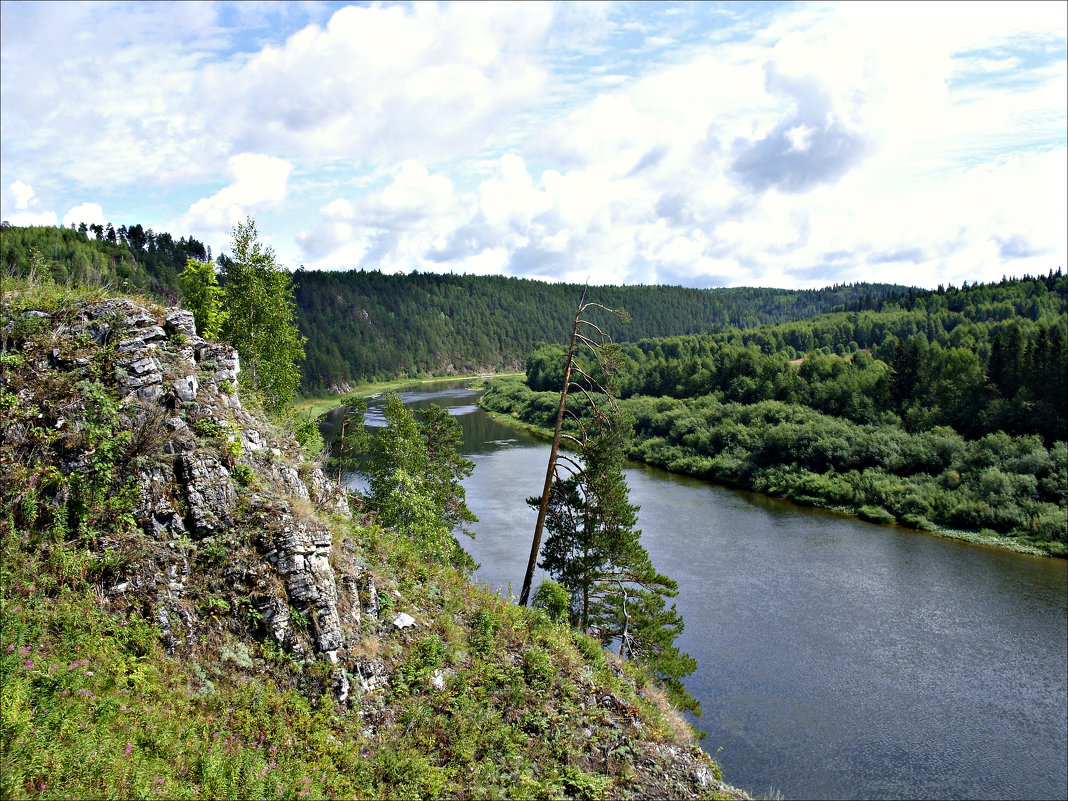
[8,297,366,680]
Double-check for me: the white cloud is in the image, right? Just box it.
[4,210,58,227]
[1,180,57,226]
[1,2,552,197]
[2,2,1064,289]
[356,161,460,231]
[62,202,107,228]
[175,153,292,236]
[9,180,34,210]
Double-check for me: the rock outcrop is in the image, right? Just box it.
[6,296,368,686]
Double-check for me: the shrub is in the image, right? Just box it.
[857,505,896,524]
[532,580,570,623]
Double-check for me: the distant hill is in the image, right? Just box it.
[0,223,915,391]
[291,269,913,390]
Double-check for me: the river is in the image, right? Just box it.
[321,383,1068,800]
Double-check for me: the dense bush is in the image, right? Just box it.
[482,380,1067,556]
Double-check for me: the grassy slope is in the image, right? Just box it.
[0,280,741,801]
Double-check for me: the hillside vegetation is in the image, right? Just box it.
[482,272,1068,556]
[1,223,913,391]
[0,279,745,800]
[291,270,910,390]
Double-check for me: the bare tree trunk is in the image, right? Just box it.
[519,289,586,606]
[337,414,347,486]
[617,581,632,660]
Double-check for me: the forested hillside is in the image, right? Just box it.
[291,269,910,390]
[2,224,917,393]
[0,222,206,303]
[483,272,1068,555]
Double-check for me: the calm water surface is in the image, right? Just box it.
[323,384,1068,800]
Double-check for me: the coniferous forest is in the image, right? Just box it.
[481,271,1067,555]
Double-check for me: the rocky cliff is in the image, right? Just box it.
[1,287,748,799]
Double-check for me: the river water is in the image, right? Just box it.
[322,383,1068,800]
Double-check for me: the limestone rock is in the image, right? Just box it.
[11,296,363,681]
[173,374,198,402]
[178,453,236,536]
[164,309,197,339]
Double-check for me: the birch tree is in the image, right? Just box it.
[219,217,305,413]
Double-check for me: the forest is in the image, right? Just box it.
[3,223,913,392]
[481,272,1068,556]
[289,269,911,390]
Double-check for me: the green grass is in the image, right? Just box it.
[293,373,524,421]
[1,511,712,799]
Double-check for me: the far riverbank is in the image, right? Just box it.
[293,372,524,421]
[479,395,1057,560]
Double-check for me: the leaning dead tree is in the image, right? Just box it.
[518,288,627,606]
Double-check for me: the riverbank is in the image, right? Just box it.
[294,372,525,420]
[479,401,1056,560]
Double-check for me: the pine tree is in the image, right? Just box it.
[530,408,699,713]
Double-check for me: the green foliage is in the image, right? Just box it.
[362,392,476,569]
[179,258,227,338]
[532,580,571,623]
[231,464,254,487]
[857,506,896,524]
[218,218,306,414]
[277,407,325,458]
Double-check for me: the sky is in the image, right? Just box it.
[1,1,1065,290]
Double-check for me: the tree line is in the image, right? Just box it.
[482,272,1067,555]
[523,272,1067,445]
[1,221,203,303]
